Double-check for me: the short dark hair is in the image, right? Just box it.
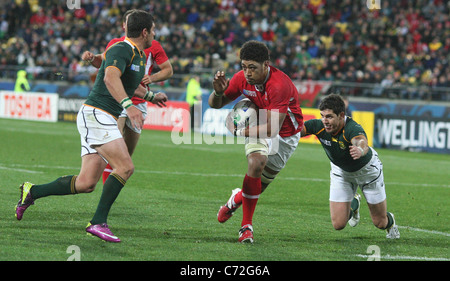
[319,94,346,115]
[126,10,154,38]
[240,40,270,63]
[123,9,136,23]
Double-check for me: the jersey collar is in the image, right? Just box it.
[124,37,144,57]
[255,66,271,92]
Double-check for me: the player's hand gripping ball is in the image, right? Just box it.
[226,98,258,134]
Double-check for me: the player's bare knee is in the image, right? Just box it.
[330,214,347,230]
[75,181,96,193]
[126,164,135,177]
[332,221,347,230]
[372,217,388,229]
[247,156,267,176]
[122,167,135,180]
[116,163,135,180]
[74,175,97,193]
[83,185,96,193]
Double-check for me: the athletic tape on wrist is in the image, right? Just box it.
[235,128,244,137]
[120,97,133,109]
[144,90,155,102]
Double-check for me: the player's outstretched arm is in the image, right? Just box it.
[349,135,368,160]
[134,84,168,108]
[209,71,231,109]
[300,125,310,137]
[142,60,174,85]
[81,51,103,68]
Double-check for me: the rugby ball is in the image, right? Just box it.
[226,98,258,132]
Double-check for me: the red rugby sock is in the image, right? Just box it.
[241,174,261,227]
[102,164,113,184]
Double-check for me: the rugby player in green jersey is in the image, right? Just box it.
[15,10,157,242]
[300,94,400,239]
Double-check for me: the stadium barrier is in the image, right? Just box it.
[144,101,190,133]
[376,114,450,154]
[1,79,449,154]
[0,90,58,122]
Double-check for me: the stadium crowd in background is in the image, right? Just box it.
[0,0,449,99]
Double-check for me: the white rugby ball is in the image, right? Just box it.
[226,98,258,132]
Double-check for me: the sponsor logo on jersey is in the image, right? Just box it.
[243,89,257,97]
[319,138,331,146]
[130,64,140,72]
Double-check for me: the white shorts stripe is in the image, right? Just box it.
[77,105,123,158]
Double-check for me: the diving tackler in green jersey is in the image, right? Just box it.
[85,38,146,118]
[303,117,372,172]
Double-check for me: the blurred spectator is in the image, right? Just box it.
[68,58,91,83]
[186,75,202,105]
[186,75,202,128]
[14,69,30,92]
[0,0,448,101]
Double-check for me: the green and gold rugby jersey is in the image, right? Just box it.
[84,38,146,118]
[304,117,372,172]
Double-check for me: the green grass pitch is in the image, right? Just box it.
[0,118,448,262]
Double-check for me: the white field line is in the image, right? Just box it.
[355,254,450,261]
[2,163,449,189]
[398,226,450,237]
[2,163,449,238]
[0,165,43,174]
[3,158,448,260]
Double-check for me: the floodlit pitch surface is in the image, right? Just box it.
[0,118,448,261]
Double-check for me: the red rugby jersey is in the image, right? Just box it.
[224,66,303,137]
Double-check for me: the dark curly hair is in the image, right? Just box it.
[319,94,346,115]
[239,40,270,63]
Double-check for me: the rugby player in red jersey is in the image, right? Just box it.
[209,40,304,243]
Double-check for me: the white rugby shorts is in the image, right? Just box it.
[119,102,148,134]
[245,132,300,172]
[77,104,123,158]
[329,148,387,205]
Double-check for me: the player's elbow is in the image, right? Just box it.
[166,67,174,78]
[103,73,113,88]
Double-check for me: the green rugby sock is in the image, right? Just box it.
[90,173,126,225]
[384,212,394,229]
[30,175,77,199]
[348,196,359,220]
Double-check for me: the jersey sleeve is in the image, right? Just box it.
[224,71,244,101]
[152,41,169,65]
[344,119,367,143]
[103,43,130,75]
[303,119,324,135]
[105,36,125,51]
